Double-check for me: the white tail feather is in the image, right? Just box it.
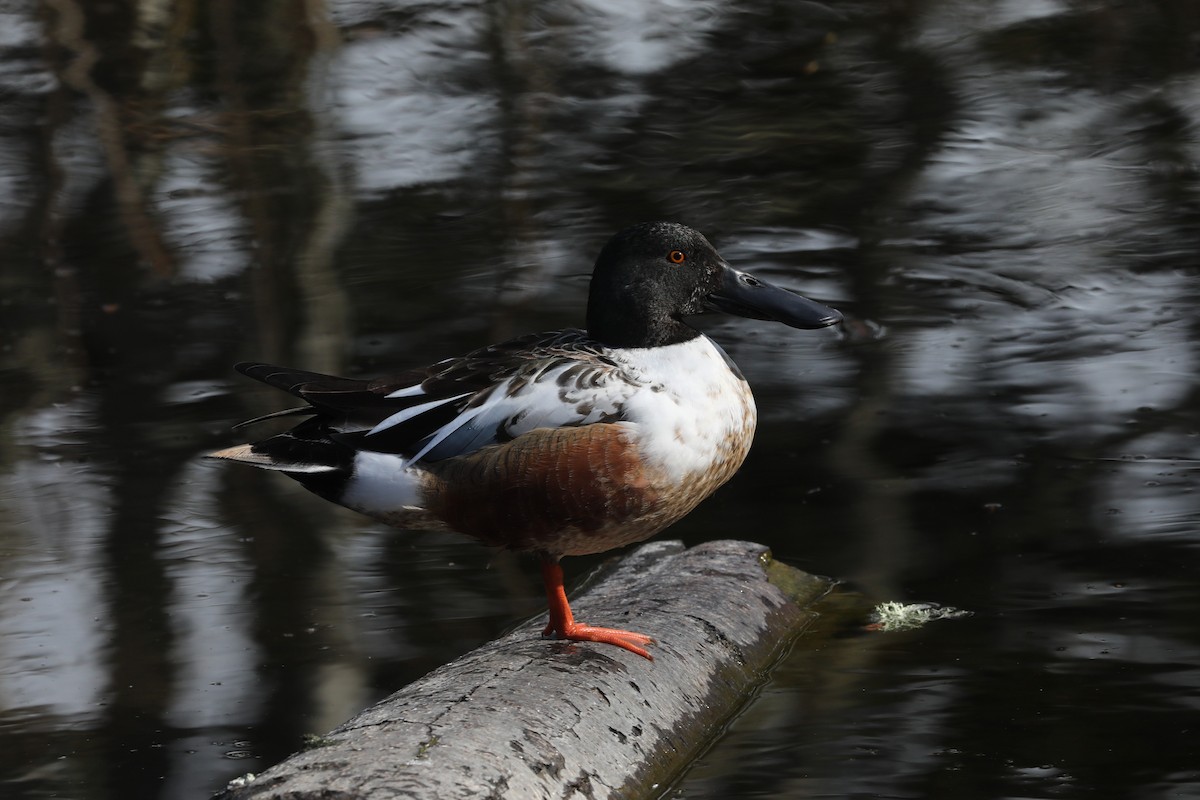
[205,444,339,474]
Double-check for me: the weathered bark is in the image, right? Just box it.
[215,539,842,800]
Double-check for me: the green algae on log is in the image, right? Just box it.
[215,540,845,800]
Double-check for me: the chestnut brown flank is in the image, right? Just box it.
[422,424,660,554]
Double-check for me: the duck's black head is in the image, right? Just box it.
[586,221,842,348]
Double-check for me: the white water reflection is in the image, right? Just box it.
[156,151,251,283]
[0,401,110,722]
[331,9,497,195]
[553,0,727,75]
[160,463,262,731]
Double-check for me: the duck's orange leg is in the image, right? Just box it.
[540,558,655,660]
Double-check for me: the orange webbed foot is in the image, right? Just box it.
[540,557,656,660]
[543,621,655,660]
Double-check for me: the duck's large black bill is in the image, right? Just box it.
[708,263,842,330]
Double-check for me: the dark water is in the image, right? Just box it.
[2,1,1198,798]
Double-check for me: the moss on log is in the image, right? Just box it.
[215,539,842,800]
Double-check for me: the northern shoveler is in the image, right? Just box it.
[208,222,841,660]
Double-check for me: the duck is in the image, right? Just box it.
[207,221,841,660]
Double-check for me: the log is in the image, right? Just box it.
[215,539,839,800]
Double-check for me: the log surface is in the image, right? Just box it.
[215,539,838,800]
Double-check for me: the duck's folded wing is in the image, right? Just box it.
[374,355,639,462]
[232,330,639,463]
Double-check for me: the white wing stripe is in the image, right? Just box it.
[368,392,472,436]
[384,384,428,399]
[407,403,487,463]
[407,378,527,462]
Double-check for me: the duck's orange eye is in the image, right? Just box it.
[668,250,686,264]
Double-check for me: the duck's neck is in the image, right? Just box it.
[586,302,701,349]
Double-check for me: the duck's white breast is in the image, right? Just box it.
[612,335,757,485]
